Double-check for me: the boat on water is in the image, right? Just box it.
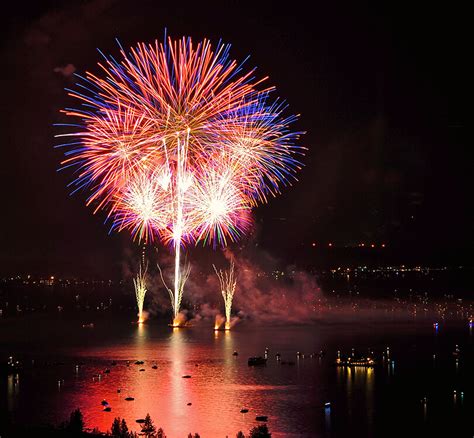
[101,400,108,406]
[335,354,376,368]
[248,357,267,366]
[1,358,21,375]
[125,397,134,401]
[103,407,111,412]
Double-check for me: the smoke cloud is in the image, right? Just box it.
[144,246,322,324]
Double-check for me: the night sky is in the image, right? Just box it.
[0,1,468,277]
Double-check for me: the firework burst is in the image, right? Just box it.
[57,35,304,323]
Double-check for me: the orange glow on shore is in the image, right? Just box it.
[214,315,231,331]
[169,317,187,328]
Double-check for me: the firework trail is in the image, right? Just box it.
[157,256,190,322]
[213,261,237,330]
[133,264,147,324]
[57,36,304,325]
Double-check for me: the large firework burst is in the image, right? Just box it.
[57,35,304,323]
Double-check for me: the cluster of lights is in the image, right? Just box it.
[310,242,387,248]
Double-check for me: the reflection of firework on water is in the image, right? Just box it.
[133,264,147,324]
[58,36,304,323]
[213,261,237,330]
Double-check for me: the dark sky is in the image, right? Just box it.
[0,1,469,277]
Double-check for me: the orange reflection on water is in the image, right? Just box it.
[69,326,250,437]
[337,365,375,434]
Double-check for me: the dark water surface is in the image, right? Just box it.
[1,314,473,437]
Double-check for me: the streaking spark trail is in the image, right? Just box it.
[213,261,237,330]
[133,264,147,324]
[57,36,304,325]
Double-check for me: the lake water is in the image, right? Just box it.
[1,314,472,437]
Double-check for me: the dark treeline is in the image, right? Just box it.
[1,409,272,438]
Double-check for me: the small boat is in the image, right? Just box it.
[82,323,94,329]
[103,407,111,412]
[324,402,331,408]
[276,353,281,360]
[233,351,239,356]
[136,419,145,424]
[240,409,249,414]
[335,355,375,367]
[187,402,192,406]
[256,416,268,422]
[134,360,144,365]
[152,365,158,369]
[139,368,145,372]
[125,397,134,401]
[117,389,121,393]
[248,357,267,366]
[182,375,192,378]
[101,400,109,406]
